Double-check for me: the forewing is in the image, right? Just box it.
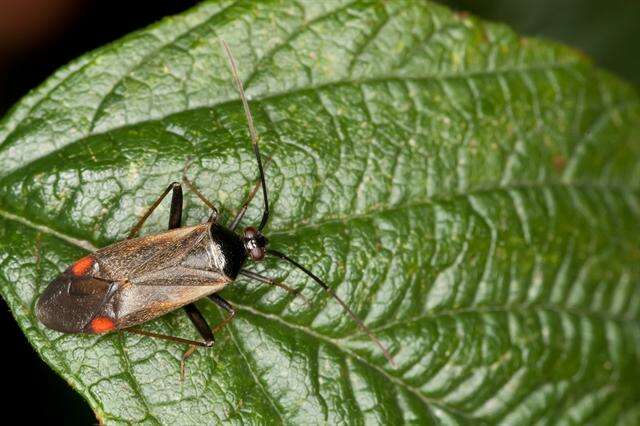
[114,266,230,329]
[89,223,236,327]
[95,224,210,281]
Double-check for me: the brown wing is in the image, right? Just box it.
[89,223,232,329]
[112,269,229,329]
[95,223,215,281]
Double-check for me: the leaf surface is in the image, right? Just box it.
[1,0,639,424]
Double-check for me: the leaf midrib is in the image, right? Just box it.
[0,177,635,256]
[3,178,636,303]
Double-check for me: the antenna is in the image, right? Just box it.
[220,39,270,231]
[267,249,397,366]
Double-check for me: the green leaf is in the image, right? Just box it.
[1,0,639,424]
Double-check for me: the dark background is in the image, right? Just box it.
[0,0,638,423]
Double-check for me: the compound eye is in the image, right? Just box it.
[250,247,265,261]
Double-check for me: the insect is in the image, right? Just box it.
[36,41,395,368]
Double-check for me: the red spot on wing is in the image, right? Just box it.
[90,316,115,333]
[70,255,94,276]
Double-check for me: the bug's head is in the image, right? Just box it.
[243,226,269,261]
[36,256,118,334]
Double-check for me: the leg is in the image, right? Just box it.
[181,303,216,379]
[168,183,183,229]
[124,304,215,348]
[183,303,215,344]
[128,182,183,239]
[208,294,236,333]
[240,270,310,306]
[124,327,212,347]
[124,298,234,379]
[182,157,220,223]
[180,295,235,379]
[126,312,212,381]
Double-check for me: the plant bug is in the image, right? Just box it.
[36,40,396,368]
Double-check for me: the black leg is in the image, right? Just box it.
[178,302,217,378]
[208,294,236,333]
[128,182,183,239]
[127,300,225,380]
[183,303,215,345]
[168,184,183,230]
[124,298,235,382]
[125,301,215,349]
[124,305,213,381]
[127,296,236,379]
[240,270,310,306]
[179,295,235,379]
